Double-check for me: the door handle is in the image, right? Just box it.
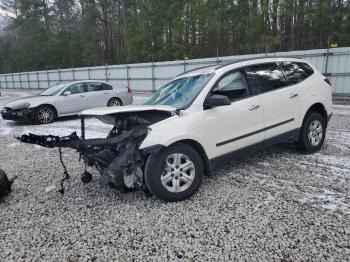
[249,105,260,111]
[289,93,298,99]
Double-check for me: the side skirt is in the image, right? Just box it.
[209,128,300,171]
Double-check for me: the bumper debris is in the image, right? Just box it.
[0,169,17,199]
[16,114,156,194]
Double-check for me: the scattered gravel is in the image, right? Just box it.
[0,90,349,261]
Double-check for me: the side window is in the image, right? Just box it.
[281,62,313,84]
[86,82,104,92]
[65,83,85,94]
[212,71,249,101]
[103,83,113,91]
[245,63,288,95]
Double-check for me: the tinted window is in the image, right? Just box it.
[281,62,313,84]
[103,83,113,90]
[245,63,288,95]
[66,83,85,94]
[86,82,104,92]
[212,71,248,101]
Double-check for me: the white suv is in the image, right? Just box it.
[18,57,333,202]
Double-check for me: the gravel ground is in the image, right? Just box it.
[0,90,349,261]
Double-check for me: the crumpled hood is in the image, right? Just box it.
[81,104,176,116]
[4,95,50,109]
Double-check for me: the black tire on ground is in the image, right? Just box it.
[107,97,122,107]
[296,112,326,153]
[144,142,204,202]
[34,105,56,124]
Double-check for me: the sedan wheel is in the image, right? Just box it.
[108,98,122,107]
[35,106,55,124]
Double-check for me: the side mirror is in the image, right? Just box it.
[62,91,71,96]
[204,94,231,109]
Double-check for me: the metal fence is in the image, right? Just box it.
[0,47,350,95]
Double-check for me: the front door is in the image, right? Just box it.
[193,70,265,159]
[56,82,87,115]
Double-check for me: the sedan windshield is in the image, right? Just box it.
[144,74,212,109]
[40,83,67,96]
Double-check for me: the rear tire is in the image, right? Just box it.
[34,105,56,124]
[144,142,204,202]
[296,112,326,153]
[107,98,122,107]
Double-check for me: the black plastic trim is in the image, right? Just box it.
[142,144,164,154]
[211,128,300,169]
[327,113,333,123]
[216,118,295,147]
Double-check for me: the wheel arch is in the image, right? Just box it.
[108,97,123,106]
[36,104,58,117]
[167,139,213,176]
[303,102,328,127]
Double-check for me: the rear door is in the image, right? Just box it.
[84,82,110,108]
[245,62,301,142]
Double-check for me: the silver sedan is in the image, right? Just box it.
[1,80,133,124]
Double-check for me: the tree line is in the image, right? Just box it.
[0,0,349,74]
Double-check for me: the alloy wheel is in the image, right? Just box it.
[308,119,323,146]
[160,153,196,193]
[109,99,121,106]
[38,108,54,124]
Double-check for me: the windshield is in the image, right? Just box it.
[40,83,67,96]
[144,74,212,109]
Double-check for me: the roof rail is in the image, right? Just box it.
[176,64,217,77]
[216,56,303,69]
[176,56,304,76]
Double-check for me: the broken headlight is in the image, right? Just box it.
[12,103,31,110]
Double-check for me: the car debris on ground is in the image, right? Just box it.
[0,169,17,199]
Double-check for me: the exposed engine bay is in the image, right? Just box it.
[16,110,172,194]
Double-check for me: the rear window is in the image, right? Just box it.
[103,83,113,90]
[245,63,289,95]
[281,62,314,84]
[86,82,104,92]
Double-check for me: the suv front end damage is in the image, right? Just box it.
[16,106,176,194]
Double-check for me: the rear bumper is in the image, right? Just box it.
[124,94,133,105]
[1,108,35,121]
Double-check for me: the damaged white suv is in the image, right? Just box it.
[18,57,333,202]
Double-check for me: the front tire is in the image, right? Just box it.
[297,112,326,153]
[34,105,55,124]
[144,143,204,202]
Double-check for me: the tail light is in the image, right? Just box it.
[127,87,132,93]
[324,78,332,86]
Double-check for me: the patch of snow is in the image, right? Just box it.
[333,105,350,116]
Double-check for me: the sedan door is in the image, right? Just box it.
[84,82,110,108]
[55,82,88,115]
[245,62,301,143]
[194,70,265,159]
